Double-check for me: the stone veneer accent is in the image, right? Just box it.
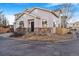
[26,27,56,34]
[34,28,51,33]
[15,27,56,35]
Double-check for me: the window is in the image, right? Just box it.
[14,22,16,25]
[19,21,24,27]
[53,22,55,27]
[42,20,47,27]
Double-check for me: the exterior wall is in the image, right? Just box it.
[14,8,61,34]
[29,9,60,28]
[14,14,35,31]
[14,20,19,31]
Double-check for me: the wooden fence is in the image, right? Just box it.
[0,27,10,33]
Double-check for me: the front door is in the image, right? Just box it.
[31,22,34,32]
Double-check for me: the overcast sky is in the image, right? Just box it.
[0,3,79,25]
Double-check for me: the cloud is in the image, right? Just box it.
[6,15,15,25]
[45,3,62,7]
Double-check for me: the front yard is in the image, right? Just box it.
[23,33,73,42]
[10,32,74,42]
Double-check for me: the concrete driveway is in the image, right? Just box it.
[0,35,79,56]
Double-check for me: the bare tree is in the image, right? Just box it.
[0,10,9,26]
[60,3,73,28]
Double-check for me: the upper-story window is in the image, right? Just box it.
[42,19,47,28]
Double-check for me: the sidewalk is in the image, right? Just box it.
[0,33,13,37]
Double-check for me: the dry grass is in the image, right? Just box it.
[51,34,73,42]
[22,33,73,42]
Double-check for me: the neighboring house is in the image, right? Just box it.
[14,7,61,34]
[67,23,73,28]
[72,21,79,31]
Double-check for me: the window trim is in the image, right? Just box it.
[42,19,47,28]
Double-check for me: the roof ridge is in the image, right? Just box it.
[15,7,59,20]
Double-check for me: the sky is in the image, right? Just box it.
[0,3,79,25]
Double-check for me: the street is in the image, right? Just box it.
[0,32,79,56]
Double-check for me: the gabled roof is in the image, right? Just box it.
[27,7,59,18]
[15,7,59,20]
[15,13,25,21]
